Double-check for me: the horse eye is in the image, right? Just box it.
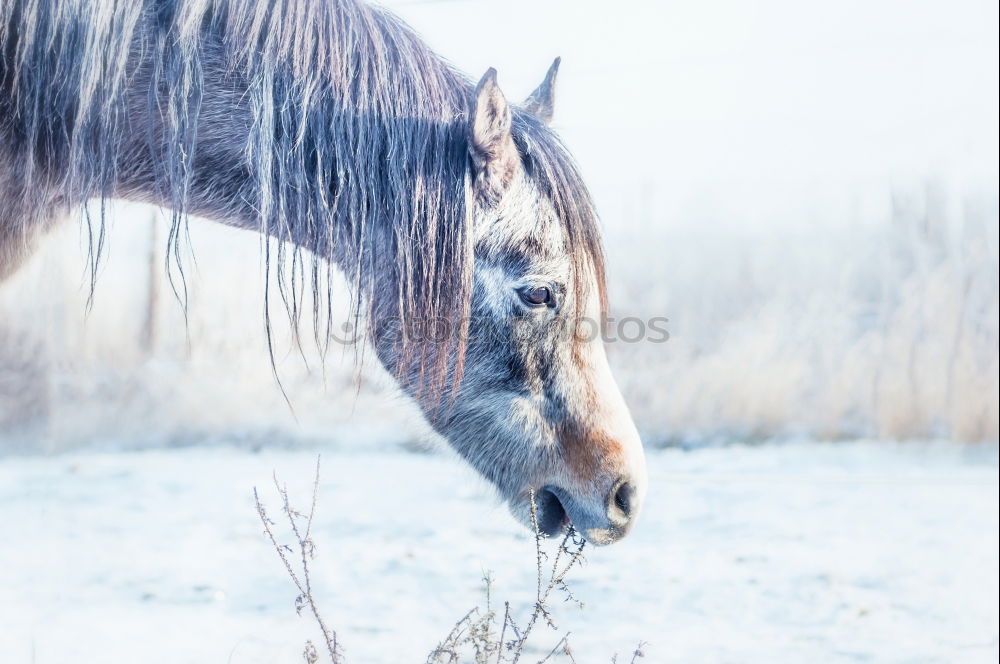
[519,285,552,307]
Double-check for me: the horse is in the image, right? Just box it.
[0,0,647,544]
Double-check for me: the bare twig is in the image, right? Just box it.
[495,602,511,664]
[254,456,342,663]
[508,491,587,664]
[426,607,479,663]
[538,632,573,663]
[254,466,641,664]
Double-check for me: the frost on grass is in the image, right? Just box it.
[254,462,645,663]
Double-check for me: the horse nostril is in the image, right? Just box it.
[536,487,568,536]
[611,480,636,520]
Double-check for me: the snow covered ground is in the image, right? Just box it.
[0,441,997,663]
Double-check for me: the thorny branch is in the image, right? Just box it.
[255,466,645,663]
[254,455,342,664]
[506,489,587,664]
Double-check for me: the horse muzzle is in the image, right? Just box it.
[532,475,643,546]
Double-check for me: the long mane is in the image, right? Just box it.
[0,0,605,397]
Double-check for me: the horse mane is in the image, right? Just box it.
[0,0,606,400]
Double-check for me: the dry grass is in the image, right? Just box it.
[253,457,646,663]
[253,458,342,664]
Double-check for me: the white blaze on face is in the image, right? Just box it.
[576,275,648,508]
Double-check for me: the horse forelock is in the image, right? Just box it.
[511,112,608,319]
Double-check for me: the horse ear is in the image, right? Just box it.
[470,68,519,198]
[523,57,560,125]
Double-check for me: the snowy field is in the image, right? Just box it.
[0,441,996,663]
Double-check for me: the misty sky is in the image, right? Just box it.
[383,0,999,231]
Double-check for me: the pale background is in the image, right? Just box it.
[0,1,997,662]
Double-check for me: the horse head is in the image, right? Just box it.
[373,61,648,545]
